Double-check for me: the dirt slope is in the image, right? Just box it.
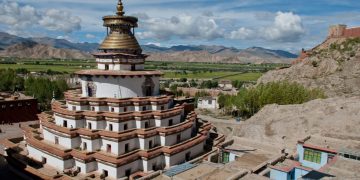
[223,96,360,150]
[258,38,360,97]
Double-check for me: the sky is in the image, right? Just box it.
[0,0,359,53]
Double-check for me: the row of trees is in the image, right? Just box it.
[0,69,69,110]
[218,81,326,118]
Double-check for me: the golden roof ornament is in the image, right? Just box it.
[99,0,142,53]
[117,0,125,16]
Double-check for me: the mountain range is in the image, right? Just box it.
[0,32,298,63]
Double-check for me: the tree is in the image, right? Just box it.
[25,77,69,110]
[0,69,24,91]
[190,79,198,87]
[218,81,326,118]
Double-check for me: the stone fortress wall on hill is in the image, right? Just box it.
[293,24,360,64]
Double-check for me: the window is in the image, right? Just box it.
[125,143,129,153]
[169,119,173,126]
[87,86,93,97]
[161,106,165,110]
[88,123,92,130]
[102,170,108,177]
[91,107,95,111]
[77,167,81,173]
[208,100,212,105]
[109,124,113,131]
[124,124,128,130]
[177,134,181,143]
[149,140,153,149]
[185,152,191,161]
[145,122,149,128]
[106,144,111,153]
[41,157,47,164]
[125,169,131,177]
[124,107,127,112]
[304,149,322,164]
[145,86,152,96]
[111,107,115,112]
[72,106,76,111]
[222,152,230,163]
[83,142,87,150]
[63,120,67,128]
[55,137,59,145]
[142,106,147,111]
[131,64,135,71]
[152,164,157,171]
[105,64,109,70]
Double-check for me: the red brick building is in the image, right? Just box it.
[0,93,38,124]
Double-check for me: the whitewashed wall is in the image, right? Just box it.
[54,114,84,129]
[155,115,181,127]
[75,160,97,174]
[28,145,74,171]
[143,155,165,172]
[80,137,101,152]
[166,141,204,167]
[161,128,192,146]
[80,76,160,98]
[43,128,80,149]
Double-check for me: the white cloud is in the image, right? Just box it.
[0,1,81,35]
[85,33,96,39]
[146,42,161,46]
[136,13,224,41]
[229,27,255,40]
[229,11,305,42]
[263,12,305,42]
[0,2,39,33]
[56,35,72,42]
[39,9,81,33]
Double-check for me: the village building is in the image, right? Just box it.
[269,137,360,180]
[0,1,224,179]
[218,80,233,90]
[0,92,38,124]
[197,96,219,110]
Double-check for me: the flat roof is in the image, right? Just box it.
[321,157,360,178]
[300,135,360,153]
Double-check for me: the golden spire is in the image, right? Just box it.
[117,0,125,16]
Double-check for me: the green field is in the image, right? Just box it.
[164,71,237,79]
[0,63,90,72]
[0,58,286,81]
[163,71,262,81]
[219,72,263,81]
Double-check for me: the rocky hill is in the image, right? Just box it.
[258,37,360,96]
[0,32,296,62]
[211,96,360,151]
[0,41,92,59]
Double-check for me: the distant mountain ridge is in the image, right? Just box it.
[0,32,297,62]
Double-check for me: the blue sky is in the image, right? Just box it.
[0,0,359,53]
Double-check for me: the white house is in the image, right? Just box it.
[197,97,219,109]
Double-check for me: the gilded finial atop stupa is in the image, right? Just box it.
[117,0,125,16]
